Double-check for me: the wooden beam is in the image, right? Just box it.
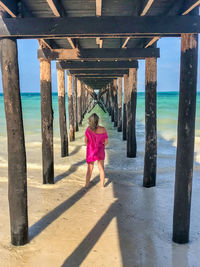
[122,37,131,48]
[96,0,102,16]
[67,37,76,49]
[84,86,110,89]
[145,1,199,47]
[75,75,124,78]
[84,83,110,88]
[45,0,68,49]
[145,37,160,48]
[38,48,160,60]
[80,80,112,88]
[39,39,52,50]
[1,16,200,38]
[0,0,17,17]
[140,0,155,16]
[45,0,65,17]
[82,80,113,85]
[0,1,53,51]
[68,70,129,75]
[84,85,95,95]
[122,0,155,48]
[96,37,103,48]
[80,78,112,82]
[57,60,138,70]
[182,1,200,15]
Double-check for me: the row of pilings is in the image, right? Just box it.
[101,65,156,189]
[41,62,92,184]
[0,32,198,246]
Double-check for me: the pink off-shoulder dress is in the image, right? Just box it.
[85,127,108,163]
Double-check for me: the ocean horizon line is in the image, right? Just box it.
[1,91,199,96]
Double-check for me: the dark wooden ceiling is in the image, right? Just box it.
[0,0,198,89]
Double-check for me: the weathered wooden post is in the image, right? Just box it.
[143,58,157,187]
[111,81,115,122]
[67,74,75,141]
[40,59,54,184]
[82,83,87,118]
[83,84,87,115]
[117,77,122,132]
[108,84,112,116]
[77,79,82,125]
[1,38,28,245]
[81,82,84,122]
[127,68,137,158]
[73,76,78,132]
[173,33,198,244]
[86,87,90,111]
[123,74,129,141]
[113,79,118,127]
[85,86,89,112]
[104,86,107,108]
[106,86,110,113]
[57,68,68,157]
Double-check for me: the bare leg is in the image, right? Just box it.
[85,162,94,188]
[98,160,105,188]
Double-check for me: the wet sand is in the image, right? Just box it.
[0,106,200,267]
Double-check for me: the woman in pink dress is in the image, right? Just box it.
[85,113,108,188]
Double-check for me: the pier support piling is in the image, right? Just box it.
[127,68,137,158]
[1,38,28,245]
[57,68,68,157]
[143,57,157,187]
[173,33,198,244]
[73,77,78,132]
[81,82,85,122]
[123,74,129,141]
[117,77,122,132]
[113,79,118,127]
[111,82,115,122]
[40,59,54,184]
[67,74,75,141]
[77,79,82,125]
[108,84,112,116]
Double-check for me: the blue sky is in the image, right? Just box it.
[0,37,199,93]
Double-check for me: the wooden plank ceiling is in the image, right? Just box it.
[0,0,199,89]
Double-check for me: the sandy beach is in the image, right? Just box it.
[0,105,200,267]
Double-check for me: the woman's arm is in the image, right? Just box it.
[104,138,108,146]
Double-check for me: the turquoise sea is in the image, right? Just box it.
[0,92,200,165]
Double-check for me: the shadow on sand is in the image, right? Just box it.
[30,105,200,266]
[54,159,86,183]
[29,176,100,241]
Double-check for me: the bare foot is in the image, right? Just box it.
[85,183,90,189]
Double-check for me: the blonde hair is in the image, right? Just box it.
[88,113,99,131]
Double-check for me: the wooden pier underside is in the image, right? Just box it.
[0,0,199,247]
